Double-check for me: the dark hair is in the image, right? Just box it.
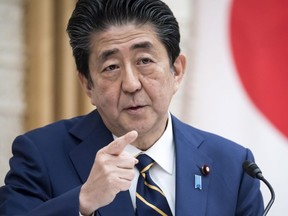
[66,0,181,84]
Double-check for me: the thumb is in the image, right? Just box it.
[103,130,138,155]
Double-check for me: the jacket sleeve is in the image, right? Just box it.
[0,135,82,216]
[236,148,264,216]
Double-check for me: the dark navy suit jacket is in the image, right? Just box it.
[0,110,263,215]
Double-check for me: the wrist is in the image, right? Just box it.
[79,185,100,216]
[79,212,94,216]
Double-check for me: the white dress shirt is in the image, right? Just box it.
[124,113,176,215]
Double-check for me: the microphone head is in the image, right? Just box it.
[242,160,263,179]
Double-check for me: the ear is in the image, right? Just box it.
[78,72,93,99]
[172,54,186,93]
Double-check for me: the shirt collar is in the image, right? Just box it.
[123,113,175,175]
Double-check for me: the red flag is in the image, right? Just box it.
[171,0,288,214]
[230,0,288,138]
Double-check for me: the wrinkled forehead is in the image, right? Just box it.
[88,22,164,53]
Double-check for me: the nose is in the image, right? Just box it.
[121,66,141,93]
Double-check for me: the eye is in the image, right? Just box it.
[103,64,119,72]
[138,58,153,65]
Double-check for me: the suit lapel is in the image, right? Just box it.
[68,110,134,216]
[172,116,213,216]
[69,110,113,183]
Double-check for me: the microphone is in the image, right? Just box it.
[242,160,275,216]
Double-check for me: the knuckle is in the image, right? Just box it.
[129,170,135,179]
[121,181,131,191]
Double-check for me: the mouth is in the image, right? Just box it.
[125,105,144,110]
[124,105,146,113]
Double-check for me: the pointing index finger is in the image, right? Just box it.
[104,130,138,155]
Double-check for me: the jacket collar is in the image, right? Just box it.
[172,115,213,216]
[69,110,135,215]
[69,110,112,183]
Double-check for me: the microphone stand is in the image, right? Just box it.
[260,176,275,216]
[242,160,275,216]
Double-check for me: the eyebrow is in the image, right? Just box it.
[130,41,153,50]
[98,41,154,62]
[99,48,119,62]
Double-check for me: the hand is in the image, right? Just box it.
[79,130,138,215]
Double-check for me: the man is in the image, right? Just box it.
[0,0,264,215]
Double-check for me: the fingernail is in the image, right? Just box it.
[134,159,139,164]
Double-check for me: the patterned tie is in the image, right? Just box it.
[135,154,173,216]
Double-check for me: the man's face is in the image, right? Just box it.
[80,24,185,147]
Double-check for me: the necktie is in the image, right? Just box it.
[135,154,173,216]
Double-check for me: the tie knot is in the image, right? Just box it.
[136,154,155,173]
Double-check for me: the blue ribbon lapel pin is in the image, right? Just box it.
[195,174,202,190]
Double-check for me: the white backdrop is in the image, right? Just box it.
[0,0,25,186]
[167,0,288,215]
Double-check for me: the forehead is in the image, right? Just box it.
[89,23,165,56]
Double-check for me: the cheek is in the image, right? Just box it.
[160,74,175,93]
[89,89,101,106]
[91,82,120,108]
[144,76,174,104]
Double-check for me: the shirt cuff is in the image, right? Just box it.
[79,212,94,216]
